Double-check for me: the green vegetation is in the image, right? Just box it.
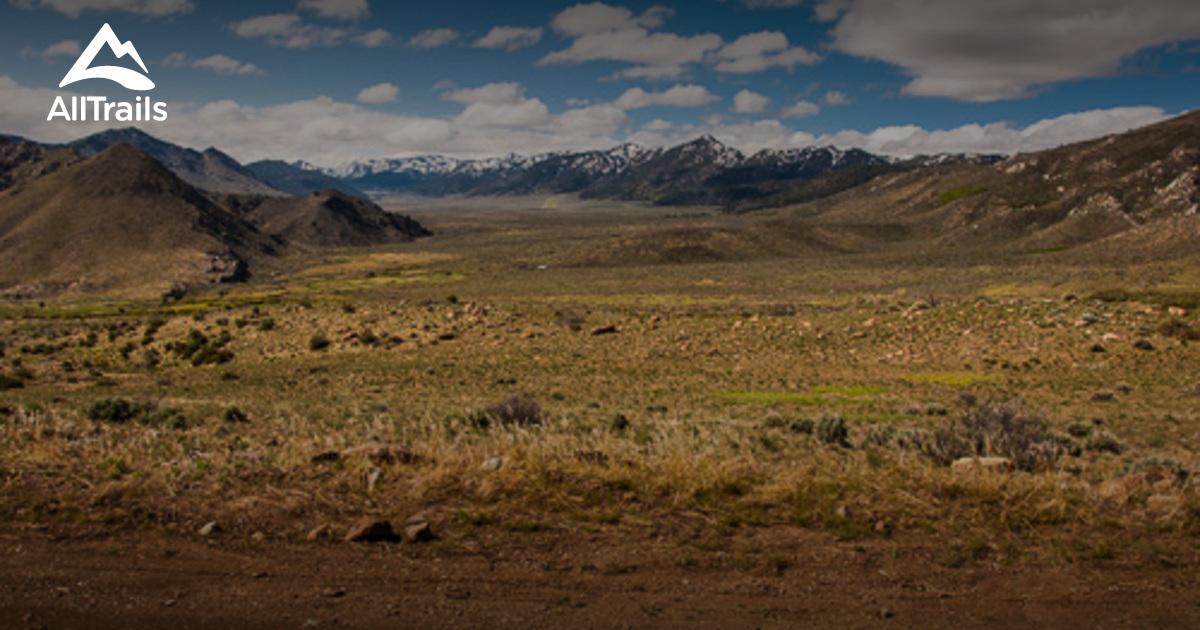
[937,185,988,205]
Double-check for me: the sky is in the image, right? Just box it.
[0,0,1198,167]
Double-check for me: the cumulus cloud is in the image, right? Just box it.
[710,31,820,74]
[474,26,544,51]
[20,39,82,59]
[539,2,723,81]
[780,100,820,119]
[732,89,771,114]
[817,106,1172,156]
[232,13,348,48]
[0,74,1174,166]
[162,52,265,75]
[354,28,392,47]
[407,28,459,48]
[12,0,192,17]
[823,90,852,106]
[297,0,368,21]
[612,84,720,109]
[442,82,527,105]
[357,82,399,104]
[817,0,1200,101]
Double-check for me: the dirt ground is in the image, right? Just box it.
[2,524,1197,630]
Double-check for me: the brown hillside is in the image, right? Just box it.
[0,143,280,298]
[785,110,1200,258]
[221,189,431,248]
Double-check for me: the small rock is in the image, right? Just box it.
[321,587,346,598]
[306,524,333,541]
[344,517,398,543]
[1089,344,1107,353]
[1133,339,1155,351]
[877,607,894,619]
[437,332,458,341]
[951,457,1013,474]
[481,456,507,471]
[1091,391,1116,402]
[250,531,266,542]
[198,521,222,536]
[163,599,177,607]
[1168,306,1188,317]
[404,519,435,543]
[1102,332,1125,342]
[1147,494,1183,517]
[366,467,384,492]
[590,325,618,336]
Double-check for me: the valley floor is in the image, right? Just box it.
[1,198,1198,627]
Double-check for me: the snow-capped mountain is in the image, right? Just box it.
[309,135,1002,206]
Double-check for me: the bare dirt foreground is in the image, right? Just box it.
[1,523,1197,630]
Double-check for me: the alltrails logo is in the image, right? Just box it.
[47,23,167,122]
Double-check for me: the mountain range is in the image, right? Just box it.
[44,127,1001,208]
[0,109,1196,297]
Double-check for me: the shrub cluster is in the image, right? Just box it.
[166,329,234,366]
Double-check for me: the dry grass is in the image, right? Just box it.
[0,200,1197,560]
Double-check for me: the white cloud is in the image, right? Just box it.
[431,79,457,92]
[162,52,264,76]
[539,2,723,81]
[817,0,1200,101]
[407,28,459,48]
[823,90,853,106]
[732,89,771,114]
[442,82,526,105]
[474,26,544,51]
[0,75,1174,166]
[20,39,82,59]
[613,84,720,110]
[297,0,368,21]
[12,0,192,17]
[232,13,348,48]
[354,28,391,47]
[710,31,820,74]
[454,100,551,129]
[357,82,399,104]
[193,54,264,76]
[0,75,625,164]
[780,100,820,118]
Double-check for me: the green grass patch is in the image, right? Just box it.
[937,186,987,205]
[901,371,1003,387]
[716,391,827,405]
[811,385,890,396]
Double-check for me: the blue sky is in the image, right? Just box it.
[1,0,1198,166]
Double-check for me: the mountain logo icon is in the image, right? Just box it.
[59,23,154,91]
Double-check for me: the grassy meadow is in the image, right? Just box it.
[1,197,1197,566]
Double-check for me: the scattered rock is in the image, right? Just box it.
[404,516,435,543]
[366,467,384,492]
[481,456,507,471]
[877,607,894,619]
[951,457,1013,474]
[198,521,222,536]
[1089,343,1107,353]
[590,325,618,336]
[306,524,333,541]
[1146,494,1183,518]
[1102,332,1125,342]
[321,588,346,599]
[344,517,398,543]
[1168,306,1188,317]
[437,332,458,341]
[1133,339,1155,351]
[250,531,266,542]
[1091,391,1116,402]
